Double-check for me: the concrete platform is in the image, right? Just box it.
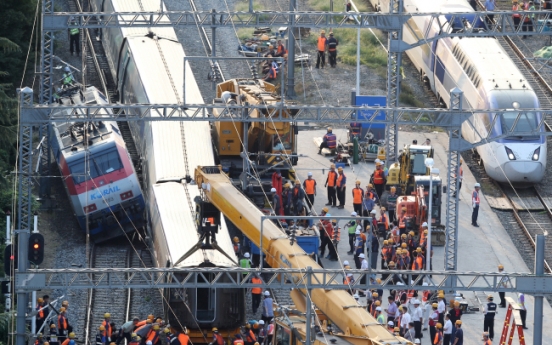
[293,128,552,344]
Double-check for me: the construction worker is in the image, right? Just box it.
[512,0,522,31]
[262,291,274,324]
[270,187,282,216]
[398,306,411,336]
[434,323,443,345]
[361,192,375,231]
[380,240,393,269]
[483,295,497,341]
[97,327,107,345]
[145,325,160,345]
[303,172,317,209]
[36,298,46,332]
[240,253,252,276]
[449,302,463,344]
[212,328,224,345]
[379,207,389,236]
[257,320,266,345]
[472,182,481,227]
[375,307,386,324]
[61,67,76,88]
[282,182,292,219]
[497,264,510,307]
[346,212,359,254]
[243,324,256,345]
[233,237,241,257]
[177,327,190,345]
[129,333,140,345]
[233,334,244,345]
[135,319,153,338]
[371,162,386,200]
[35,333,45,345]
[57,308,69,343]
[68,17,80,56]
[387,321,394,333]
[292,180,305,216]
[315,30,327,69]
[319,127,336,154]
[325,163,338,207]
[327,32,339,67]
[48,324,59,345]
[351,181,364,215]
[518,292,528,329]
[429,303,439,343]
[443,313,452,345]
[251,274,263,314]
[117,318,140,345]
[385,296,398,324]
[266,320,275,345]
[62,333,76,345]
[101,313,112,343]
[398,207,408,232]
[319,217,334,259]
[411,299,424,340]
[336,167,346,209]
[453,320,463,345]
[482,332,491,345]
[387,187,398,223]
[438,293,446,325]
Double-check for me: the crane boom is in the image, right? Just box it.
[195,166,405,345]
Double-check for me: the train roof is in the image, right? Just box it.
[110,0,178,40]
[152,182,237,268]
[407,0,474,13]
[454,38,532,92]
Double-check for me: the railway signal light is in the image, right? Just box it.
[3,244,17,276]
[28,233,44,265]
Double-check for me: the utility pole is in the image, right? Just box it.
[533,234,545,345]
[287,0,296,98]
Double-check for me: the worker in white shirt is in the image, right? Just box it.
[437,293,446,325]
[411,299,424,339]
[443,314,453,345]
[399,306,411,336]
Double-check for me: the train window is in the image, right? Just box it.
[68,146,123,184]
[501,111,538,136]
[195,273,216,322]
[92,148,123,174]
[68,160,99,185]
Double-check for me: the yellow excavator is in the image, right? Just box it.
[212,79,298,187]
[195,166,412,345]
[386,144,434,195]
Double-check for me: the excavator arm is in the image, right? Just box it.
[195,166,408,345]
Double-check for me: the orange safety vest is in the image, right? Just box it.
[246,330,256,343]
[473,190,480,205]
[380,214,389,230]
[434,330,443,345]
[399,215,407,229]
[277,45,287,56]
[37,304,44,319]
[327,171,337,187]
[135,320,147,328]
[233,340,244,345]
[178,334,190,345]
[61,339,69,345]
[146,329,159,344]
[483,340,491,345]
[214,334,225,345]
[373,169,385,184]
[337,173,345,187]
[513,4,521,17]
[317,36,327,51]
[102,320,112,338]
[251,277,262,294]
[412,256,424,270]
[304,179,316,195]
[58,314,68,330]
[352,188,363,204]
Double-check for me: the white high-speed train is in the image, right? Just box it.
[91,0,245,331]
[370,0,546,183]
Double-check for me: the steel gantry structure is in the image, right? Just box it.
[11,3,552,345]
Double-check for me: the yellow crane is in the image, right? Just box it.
[195,166,410,345]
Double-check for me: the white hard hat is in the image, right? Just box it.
[396,282,404,286]
[244,252,250,258]
[258,320,265,325]
[376,307,382,311]
[359,253,365,259]
[308,172,313,176]
[355,229,361,235]
[387,321,394,326]
[422,282,428,286]
[375,159,381,163]
[475,183,481,188]
[64,66,71,72]
[353,294,359,300]
[422,222,428,227]
[351,211,357,216]
[147,342,152,345]
[347,273,353,277]
[413,299,420,305]
[271,188,277,193]
[414,340,421,344]
[343,260,349,266]
[370,210,377,214]
[264,291,270,296]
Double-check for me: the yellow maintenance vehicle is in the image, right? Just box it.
[195,166,412,345]
[212,79,298,194]
[386,144,434,195]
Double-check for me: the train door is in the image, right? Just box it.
[195,273,216,322]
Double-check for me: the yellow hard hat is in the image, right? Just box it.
[376,278,382,284]
[50,324,56,329]
[498,264,504,269]
[375,300,381,306]
[164,328,171,334]
[153,325,160,331]
[388,261,395,266]
[148,314,154,320]
[104,313,111,318]
[233,236,239,243]
[436,323,442,329]
[432,303,438,308]
[38,298,44,303]
[131,333,138,338]
[62,301,69,306]
[396,249,402,254]
[322,207,329,213]
[69,333,75,339]
[44,342,50,345]
[409,231,415,236]
[455,320,462,325]
[401,234,407,239]
[321,30,326,34]
[337,167,343,171]
[390,186,396,191]
[327,126,332,131]
[146,319,152,324]
[356,180,361,184]
[60,307,66,312]
[388,238,394,244]
[381,207,386,211]
[330,164,336,168]
[383,240,388,245]
[438,293,445,298]
[295,179,301,184]
[245,323,251,329]
[212,327,218,332]
[368,183,373,188]
[416,247,422,252]
[99,326,105,331]
[401,243,407,248]
[284,183,291,188]
[372,292,378,297]
[394,327,400,332]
